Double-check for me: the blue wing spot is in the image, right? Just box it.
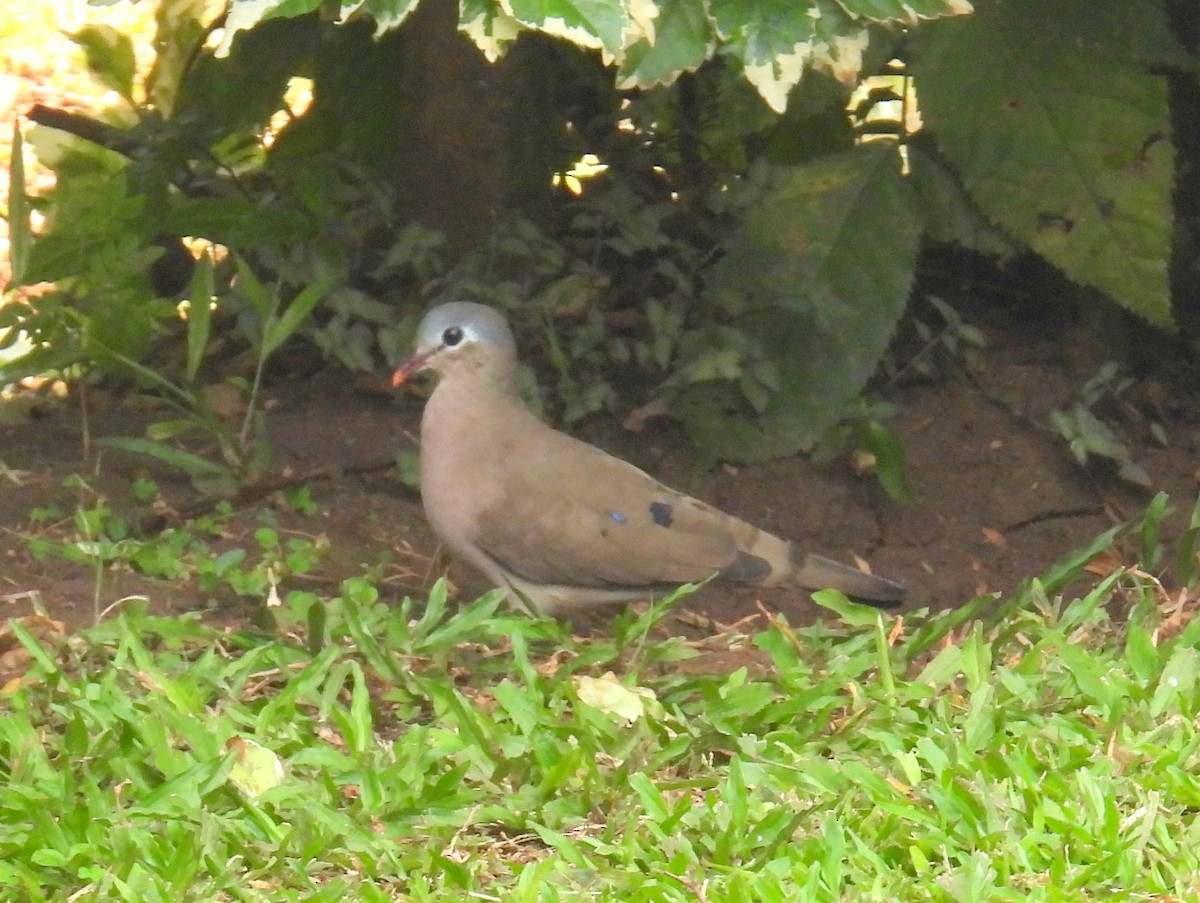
[649,501,674,528]
[610,511,627,523]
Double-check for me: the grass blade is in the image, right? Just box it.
[96,436,233,482]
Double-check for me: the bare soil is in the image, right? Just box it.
[3,291,1198,637]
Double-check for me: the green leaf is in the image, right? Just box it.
[1151,646,1199,717]
[902,593,998,662]
[21,172,149,286]
[1175,494,1200,586]
[680,144,917,462]
[908,139,1016,258]
[1124,619,1159,685]
[842,0,975,21]
[261,279,331,358]
[417,589,507,652]
[352,0,423,34]
[233,255,273,320]
[147,0,210,115]
[6,122,31,286]
[1139,491,1170,572]
[492,678,542,737]
[1057,569,1122,634]
[912,0,1179,326]
[214,0,323,57]
[709,0,973,112]
[185,253,215,384]
[306,598,327,655]
[459,0,519,61]
[616,0,713,89]
[710,0,861,112]
[864,417,910,502]
[715,755,750,862]
[96,436,234,483]
[163,197,315,248]
[7,618,62,676]
[146,418,202,441]
[1059,642,1121,709]
[503,0,628,54]
[343,662,374,754]
[812,589,885,627]
[411,576,449,642]
[1037,524,1124,598]
[627,771,671,823]
[69,25,137,101]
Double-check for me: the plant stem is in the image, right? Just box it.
[241,290,280,451]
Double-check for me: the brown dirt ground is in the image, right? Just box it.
[3,290,1198,638]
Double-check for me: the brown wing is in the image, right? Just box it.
[470,428,750,590]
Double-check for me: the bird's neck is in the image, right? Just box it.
[423,371,537,449]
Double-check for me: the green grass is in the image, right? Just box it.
[3,503,1200,901]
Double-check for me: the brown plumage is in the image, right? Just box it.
[395,302,906,615]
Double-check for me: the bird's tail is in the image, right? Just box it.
[793,553,906,607]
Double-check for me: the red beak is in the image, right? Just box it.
[392,349,435,387]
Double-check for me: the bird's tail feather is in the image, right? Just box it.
[793,553,906,607]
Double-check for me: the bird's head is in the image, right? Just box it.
[392,302,518,387]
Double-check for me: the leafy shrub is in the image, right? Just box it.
[3,0,1190,475]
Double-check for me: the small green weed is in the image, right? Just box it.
[1049,361,1159,490]
[19,479,331,619]
[95,255,331,492]
[813,396,910,502]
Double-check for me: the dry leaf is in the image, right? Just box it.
[981,527,1008,548]
[574,672,656,724]
[226,737,285,798]
[1085,548,1125,578]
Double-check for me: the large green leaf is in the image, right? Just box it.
[710,0,864,112]
[911,0,1181,327]
[841,0,973,21]
[163,197,315,249]
[346,0,423,33]
[214,0,324,56]
[216,0,969,113]
[616,0,713,89]
[459,0,522,62]
[503,0,630,54]
[677,143,918,463]
[710,0,971,111]
[907,139,1015,258]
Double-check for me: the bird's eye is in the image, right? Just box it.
[442,326,464,347]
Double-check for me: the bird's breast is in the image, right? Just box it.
[418,383,513,555]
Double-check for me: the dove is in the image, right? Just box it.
[393,301,905,615]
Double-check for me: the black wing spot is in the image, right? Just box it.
[649,501,674,528]
[719,551,772,585]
